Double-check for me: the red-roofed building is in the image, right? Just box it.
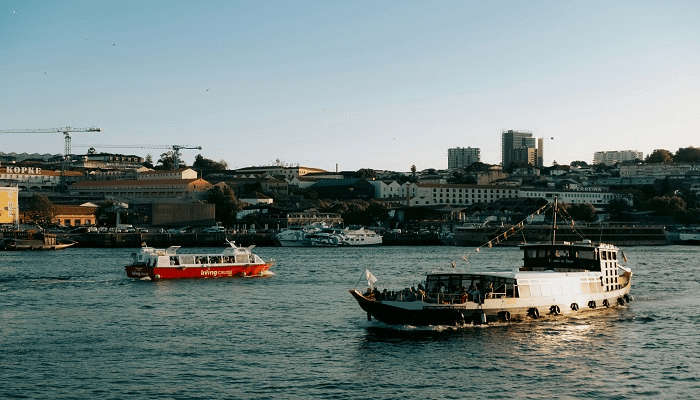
[70,178,212,200]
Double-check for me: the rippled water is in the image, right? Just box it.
[1,246,698,399]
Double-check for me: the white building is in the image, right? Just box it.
[233,165,326,180]
[0,166,83,191]
[619,163,698,178]
[593,150,643,165]
[400,183,519,206]
[370,180,403,199]
[518,188,632,206]
[448,147,481,169]
[137,168,198,180]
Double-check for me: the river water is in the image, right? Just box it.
[1,246,698,399]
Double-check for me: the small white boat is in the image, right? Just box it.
[339,227,382,246]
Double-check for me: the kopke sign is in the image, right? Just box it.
[4,167,42,175]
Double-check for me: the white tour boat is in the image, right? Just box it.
[350,198,632,325]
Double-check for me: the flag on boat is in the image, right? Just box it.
[365,269,378,288]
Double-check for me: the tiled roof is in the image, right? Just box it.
[53,205,97,216]
[73,178,210,187]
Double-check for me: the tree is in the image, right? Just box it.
[646,195,687,216]
[645,149,673,163]
[143,154,154,169]
[606,199,629,219]
[570,160,589,168]
[193,154,228,176]
[673,146,700,163]
[26,194,55,225]
[410,164,417,176]
[355,168,376,179]
[206,185,241,226]
[563,203,597,222]
[156,151,181,170]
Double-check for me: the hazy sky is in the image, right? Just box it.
[2,1,698,171]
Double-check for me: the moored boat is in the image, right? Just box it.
[125,241,273,280]
[350,198,633,326]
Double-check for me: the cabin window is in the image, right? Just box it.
[518,284,530,297]
[180,255,194,264]
[195,256,206,264]
[169,256,180,266]
[235,254,248,263]
[611,252,617,260]
[526,249,537,258]
[210,256,222,264]
[537,249,547,258]
[601,251,607,260]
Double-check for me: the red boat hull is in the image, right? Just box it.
[125,263,272,280]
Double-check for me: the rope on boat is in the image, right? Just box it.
[471,201,552,253]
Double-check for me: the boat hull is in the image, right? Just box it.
[350,283,632,326]
[125,263,273,280]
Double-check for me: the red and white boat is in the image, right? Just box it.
[125,242,274,280]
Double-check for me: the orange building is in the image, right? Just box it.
[52,205,97,227]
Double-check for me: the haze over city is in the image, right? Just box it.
[2,1,698,170]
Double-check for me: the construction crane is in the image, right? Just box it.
[75,144,202,170]
[0,126,101,158]
[0,126,101,189]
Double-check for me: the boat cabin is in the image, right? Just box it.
[131,244,263,267]
[520,241,624,292]
[425,272,517,303]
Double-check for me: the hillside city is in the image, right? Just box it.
[1,130,699,243]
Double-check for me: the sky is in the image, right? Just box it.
[1,0,699,171]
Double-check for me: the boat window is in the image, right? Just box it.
[611,252,617,260]
[518,284,530,297]
[235,254,248,263]
[169,256,180,266]
[601,251,607,260]
[180,255,194,264]
[210,256,222,264]
[195,256,205,264]
[526,249,537,258]
[537,249,547,258]
[579,251,595,260]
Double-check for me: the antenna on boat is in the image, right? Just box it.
[551,196,558,245]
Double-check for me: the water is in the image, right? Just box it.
[1,246,698,399]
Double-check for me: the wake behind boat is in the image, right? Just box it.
[350,198,633,326]
[125,241,273,280]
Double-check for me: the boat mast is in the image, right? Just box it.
[551,196,558,245]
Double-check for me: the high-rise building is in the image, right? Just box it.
[501,130,543,168]
[593,150,643,166]
[448,147,481,169]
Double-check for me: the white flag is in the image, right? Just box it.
[365,269,378,288]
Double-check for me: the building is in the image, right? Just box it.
[58,152,144,170]
[0,166,84,191]
[619,163,699,178]
[233,165,327,180]
[593,150,643,166]
[129,201,215,226]
[51,204,97,227]
[518,188,633,206]
[448,147,481,169]
[370,180,403,199]
[70,178,212,200]
[0,186,19,224]
[401,183,520,206]
[137,168,198,180]
[501,130,543,169]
